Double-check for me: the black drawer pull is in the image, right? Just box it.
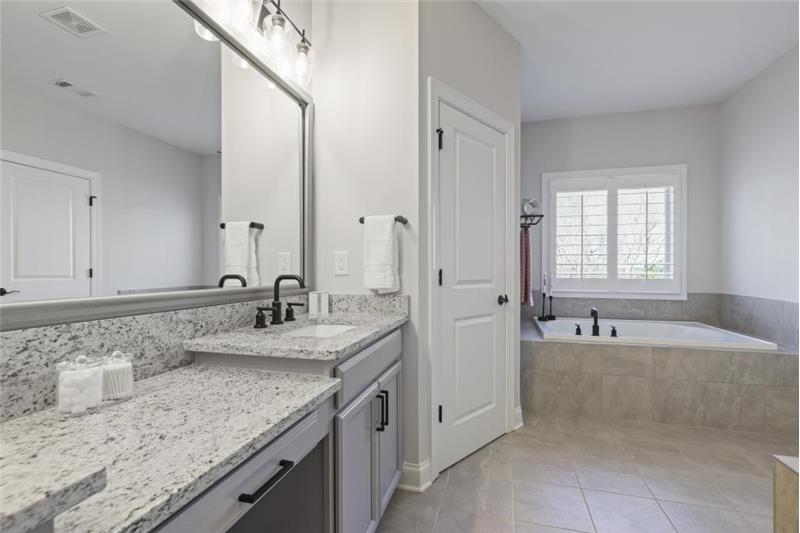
[376,394,386,432]
[380,390,389,426]
[238,459,295,504]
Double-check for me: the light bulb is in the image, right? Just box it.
[229,49,250,70]
[263,12,288,56]
[194,20,218,42]
[295,40,311,85]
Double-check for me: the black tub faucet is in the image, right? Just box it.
[271,275,305,325]
[590,307,600,336]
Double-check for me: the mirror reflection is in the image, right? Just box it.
[0,0,304,303]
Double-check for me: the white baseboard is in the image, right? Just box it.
[397,460,433,493]
[514,406,524,430]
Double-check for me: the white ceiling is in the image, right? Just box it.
[1,0,221,155]
[477,1,799,122]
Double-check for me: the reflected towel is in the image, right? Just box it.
[521,226,532,305]
[223,221,261,287]
[363,215,399,293]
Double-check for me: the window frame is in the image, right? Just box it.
[541,164,688,300]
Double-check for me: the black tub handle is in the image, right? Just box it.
[238,459,295,504]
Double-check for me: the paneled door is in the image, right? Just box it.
[0,159,93,302]
[434,100,510,472]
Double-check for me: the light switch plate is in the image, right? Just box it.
[334,251,349,276]
[278,252,291,274]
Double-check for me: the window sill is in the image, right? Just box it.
[549,290,688,301]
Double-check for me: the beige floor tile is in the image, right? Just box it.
[617,438,693,468]
[679,445,766,477]
[434,513,514,533]
[583,490,675,533]
[520,411,562,433]
[512,453,579,487]
[514,523,587,532]
[562,433,629,461]
[573,457,652,497]
[636,465,733,508]
[741,512,772,533]
[660,501,757,533]
[557,415,613,437]
[706,472,773,515]
[513,480,594,532]
[447,441,513,479]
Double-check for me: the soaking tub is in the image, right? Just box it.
[534,318,778,351]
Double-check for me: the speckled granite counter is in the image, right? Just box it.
[0,365,340,533]
[183,312,408,361]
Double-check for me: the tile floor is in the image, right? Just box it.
[377,412,799,533]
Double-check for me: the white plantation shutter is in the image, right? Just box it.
[542,165,686,299]
[617,186,674,280]
[554,190,608,280]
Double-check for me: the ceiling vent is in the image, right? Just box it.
[40,6,106,38]
[50,79,97,98]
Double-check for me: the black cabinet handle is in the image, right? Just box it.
[380,390,389,427]
[376,394,386,432]
[238,459,295,504]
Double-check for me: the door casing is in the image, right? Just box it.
[426,77,518,480]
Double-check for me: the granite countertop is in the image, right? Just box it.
[0,365,340,533]
[183,312,408,361]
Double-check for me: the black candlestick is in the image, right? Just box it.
[546,295,557,320]
[538,292,549,321]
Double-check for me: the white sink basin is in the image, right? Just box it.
[285,325,356,338]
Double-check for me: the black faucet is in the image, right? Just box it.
[271,275,306,325]
[590,307,600,336]
[218,274,246,288]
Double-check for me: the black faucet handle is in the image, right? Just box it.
[610,326,618,338]
[574,323,582,336]
[287,302,304,307]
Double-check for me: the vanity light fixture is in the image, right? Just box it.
[295,30,311,85]
[262,2,288,57]
[193,20,218,42]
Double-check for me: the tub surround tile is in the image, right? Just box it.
[720,293,799,349]
[0,365,340,533]
[765,387,799,434]
[183,311,409,361]
[600,346,653,377]
[603,375,652,421]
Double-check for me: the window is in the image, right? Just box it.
[542,165,687,299]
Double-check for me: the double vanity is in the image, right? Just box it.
[0,302,407,533]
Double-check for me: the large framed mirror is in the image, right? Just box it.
[0,0,313,330]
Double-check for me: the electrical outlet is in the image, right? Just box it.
[334,251,349,276]
[278,252,291,274]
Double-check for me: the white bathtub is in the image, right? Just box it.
[534,318,778,351]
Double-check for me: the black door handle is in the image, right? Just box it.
[238,459,295,504]
[376,394,386,432]
[380,390,389,427]
[497,294,509,305]
[0,288,20,297]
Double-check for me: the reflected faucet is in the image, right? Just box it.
[590,307,600,336]
[218,274,247,288]
[271,275,305,325]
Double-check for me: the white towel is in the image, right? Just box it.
[223,222,261,287]
[363,215,399,293]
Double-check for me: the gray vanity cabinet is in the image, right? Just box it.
[335,382,380,533]
[377,361,403,516]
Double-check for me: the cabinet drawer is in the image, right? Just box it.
[334,330,401,407]
[156,399,334,533]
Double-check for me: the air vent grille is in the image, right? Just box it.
[40,6,106,38]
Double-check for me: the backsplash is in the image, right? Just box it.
[0,296,305,421]
[328,293,409,315]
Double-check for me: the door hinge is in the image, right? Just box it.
[436,128,443,150]
[438,269,442,286]
[88,268,93,278]
[89,195,97,206]
[438,405,443,423]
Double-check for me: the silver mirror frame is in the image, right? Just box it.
[0,0,314,332]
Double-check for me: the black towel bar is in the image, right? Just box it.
[358,215,408,225]
[220,222,265,230]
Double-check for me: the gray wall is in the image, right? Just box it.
[1,81,219,296]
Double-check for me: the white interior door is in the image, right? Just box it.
[435,101,509,471]
[0,160,93,302]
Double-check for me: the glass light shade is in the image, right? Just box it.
[295,41,311,85]
[229,49,250,70]
[194,20,218,42]
[263,12,288,56]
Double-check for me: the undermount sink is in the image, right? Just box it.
[285,324,356,338]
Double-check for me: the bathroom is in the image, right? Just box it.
[0,1,797,533]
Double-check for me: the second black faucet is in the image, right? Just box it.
[271,275,306,325]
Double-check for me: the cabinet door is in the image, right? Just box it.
[377,361,403,517]
[335,382,380,533]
